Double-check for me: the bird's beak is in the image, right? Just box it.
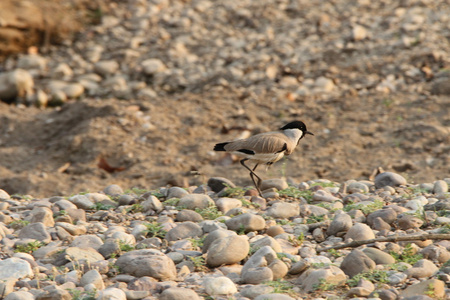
[306,131,314,136]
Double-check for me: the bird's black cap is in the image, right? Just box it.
[280,121,314,136]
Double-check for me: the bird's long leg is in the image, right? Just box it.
[240,159,262,196]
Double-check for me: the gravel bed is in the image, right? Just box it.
[0,173,449,299]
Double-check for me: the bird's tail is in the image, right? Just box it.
[214,142,228,151]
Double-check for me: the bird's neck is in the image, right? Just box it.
[283,128,304,144]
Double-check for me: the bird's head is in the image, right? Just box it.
[280,121,314,141]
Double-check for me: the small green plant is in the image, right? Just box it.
[90,202,115,211]
[424,282,435,297]
[277,253,297,262]
[310,262,332,269]
[124,187,149,196]
[144,222,167,239]
[306,215,326,224]
[249,245,261,256]
[387,263,409,272]
[313,278,337,291]
[164,198,180,206]
[406,186,430,196]
[15,241,44,253]
[389,243,423,265]
[195,206,223,220]
[344,199,384,215]
[126,203,143,213]
[279,186,313,201]
[189,237,205,249]
[265,279,295,296]
[237,224,246,235]
[118,240,135,252]
[277,219,294,226]
[288,233,304,247]
[68,288,97,300]
[240,198,252,207]
[346,269,389,287]
[310,182,337,188]
[327,248,343,258]
[382,98,394,108]
[316,202,339,213]
[150,190,165,199]
[189,256,208,272]
[222,184,247,198]
[9,220,30,229]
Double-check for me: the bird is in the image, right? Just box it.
[214,121,314,196]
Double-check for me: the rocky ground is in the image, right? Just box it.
[0,0,450,299]
[0,174,450,300]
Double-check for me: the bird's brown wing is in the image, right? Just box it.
[223,132,291,154]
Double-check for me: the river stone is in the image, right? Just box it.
[240,285,274,299]
[206,235,249,267]
[265,202,300,219]
[269,258,288,280]
[68,195,94,210]
[225,213,265,233]
[80,269,105,290]
[115,249,177,280]
[431,77,450,95]
[327,211,352,236]
[404,259,438,279]
[159,287,201,300]
[36,287,71,300]
[64,247,104,264]
[207,177,236,193]
[345,223,375,241]
[241,267,273,284]
[375,172,407,188]
[254,294,295,300]
[0,69,34,102]
[367,208,397,226]
[433,180,448,194]
[142,195,163,213]
[420,244,450,263]
[372,216,391,231]
[4,291,35,300]
[340,249,376,278]
[266,225,285,237]
[55,222,87,235]
[175,210,203,222]
[29,206,54,227]
[297,265,346,292]
[400,279,445,299]
[251,236,282,253]
[242,246,276,273]
[18,222,51,243]
[94,60,119,77]
[216,198,242,214]
[362,247,396,265]
[0,189,10,199]
[165,221,202,241]
[203,229,236,253]
[260,179,289,191]
[0,258,33,280]
[178,194,215,209]
[70,235,104,250]
[397,214,424,230]
[288,259,310,275]
[204,276,237,296]
[97,288,126,300]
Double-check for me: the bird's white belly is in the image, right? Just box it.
[233,151,284,164]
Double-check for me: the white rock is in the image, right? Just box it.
[204,276,237,296]
[0,69,34,101]
[0,258,33,280]
[141,58,167,75]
